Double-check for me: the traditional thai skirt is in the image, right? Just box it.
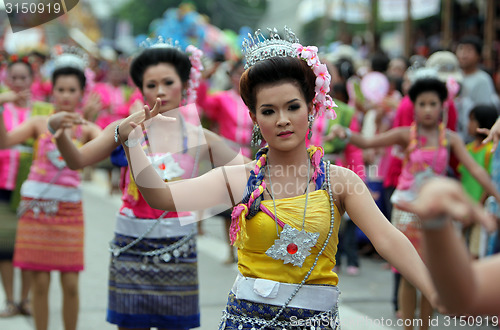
[0,147,32,261]
[392,207,422,257]
[107,214,200,329]
[219,273,341,330]
[0,190,17,260]
[13,181,84,272]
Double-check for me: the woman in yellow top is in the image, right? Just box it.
[116,27,437,329]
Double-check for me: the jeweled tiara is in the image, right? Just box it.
[52,45,88,71]
[242,26,299,69]
[140,36,181,50]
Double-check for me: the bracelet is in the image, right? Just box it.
[47,122,57,135]
[344,127,352,142]
[114,124,120,143]
[420,216,449,230]
[124,138,141,148]
[0,105,4,114]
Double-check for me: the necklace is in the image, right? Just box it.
[264,154,320,267]
[258,160,335,330]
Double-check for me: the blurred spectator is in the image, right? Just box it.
[387,56,410,80]
[459,105,498,258]
[455,35,500,140]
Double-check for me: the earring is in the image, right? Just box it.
[251,124,262,147]
[307,114,314,140]
[181,89,187,106]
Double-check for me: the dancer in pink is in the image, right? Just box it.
[0,55,34,317]
[329,77,500,330]
[0,48,100,330]
[197,60,253,157]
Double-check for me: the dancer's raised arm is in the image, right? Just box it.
[117,100,249,212]
[397,177,499,315]
[337,165,437,304]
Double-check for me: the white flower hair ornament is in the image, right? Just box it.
[51,45,88,71]
[293,44,337,119]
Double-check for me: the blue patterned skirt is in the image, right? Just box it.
[107,233,200,329]
[219,292,340,329]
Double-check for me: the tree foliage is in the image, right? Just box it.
[116,0,266,35]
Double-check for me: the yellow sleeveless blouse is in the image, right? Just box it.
[237,189,341,285]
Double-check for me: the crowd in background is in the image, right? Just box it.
[1,13,500,330]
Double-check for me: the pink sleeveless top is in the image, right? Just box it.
[397,123,448,191]
[27,130,82,188]
[119,147,199,220]
[0,103,31,190]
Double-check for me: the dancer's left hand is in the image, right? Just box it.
[118,98,175,145]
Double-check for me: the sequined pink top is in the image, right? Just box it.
[0,103,31,190]
[119,151,198,219]
[397,123,448,191]
[27,131,81,188]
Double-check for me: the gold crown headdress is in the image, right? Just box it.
[52,45,88,71]
[242,27,299,69]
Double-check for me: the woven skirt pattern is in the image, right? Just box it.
[13,197,84,272]
[0,193,17,260]
[107,233,200,329]
[219,292,340,330]
[392,207,422,257]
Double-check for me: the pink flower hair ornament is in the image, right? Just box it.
[293,43,337,119]
[185,45,204,104]
[446,76,460,100]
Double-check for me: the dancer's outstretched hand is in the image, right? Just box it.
[0,89,31,104]
[479,117,500,151]
[325,124,348,142]
[118,98,175,146]
[396,177,496,232]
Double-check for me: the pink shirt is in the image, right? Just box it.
[31,78,52,102]
[119,152,196,219]
[27,131,81,188]
[397,123,448,191]
[383,95,458,188]
[0,103,31,190]
[197,82,252,157]
[334,113,366,180]
[90,83,129,129]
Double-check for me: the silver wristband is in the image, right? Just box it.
[420,216,449,230]
[344,127,352,142]
[114,124,120,143]
[124,138,141,148]
[47,122,57,135]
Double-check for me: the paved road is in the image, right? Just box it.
[0,170,496,329]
